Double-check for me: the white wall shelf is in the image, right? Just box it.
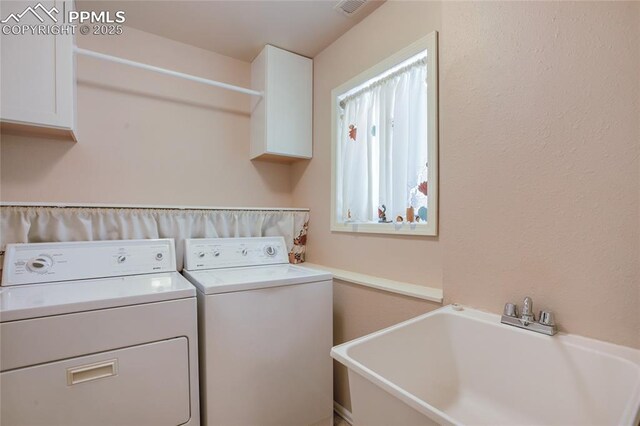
[304,263,443,303]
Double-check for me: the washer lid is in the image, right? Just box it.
[0,272,195,322]
[182,264,332,295]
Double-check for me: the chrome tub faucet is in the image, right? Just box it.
[501,296,557,336]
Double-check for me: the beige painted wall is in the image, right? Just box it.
[440,1,639,349]
[293,1,640,398]
[0,27,292,207]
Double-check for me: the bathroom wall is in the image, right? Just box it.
[293,0,639,409]
[0,27,293,207]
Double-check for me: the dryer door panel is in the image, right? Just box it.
[1,337,191,426]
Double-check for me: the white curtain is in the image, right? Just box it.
[0,206,310,270]
[337,58,428,222]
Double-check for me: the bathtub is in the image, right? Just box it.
[331,305,640,426]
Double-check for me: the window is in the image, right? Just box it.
[331,33,438,236]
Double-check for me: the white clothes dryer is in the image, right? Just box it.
[0,239,200,426]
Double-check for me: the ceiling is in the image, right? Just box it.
[77,0,385,62]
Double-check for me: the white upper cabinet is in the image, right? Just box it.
[0,0,76,140]
[250,45,312,161]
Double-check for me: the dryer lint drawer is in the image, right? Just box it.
[0,337,191,426]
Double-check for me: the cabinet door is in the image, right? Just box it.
[1,337,191,426]
[265,46,312,159]
[250,45,312,161]
[0,0,75,136]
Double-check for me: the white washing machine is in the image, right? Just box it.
[182,237,333,426]
[0,239,200,426]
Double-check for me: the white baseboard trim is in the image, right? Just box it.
[333,401,353,425]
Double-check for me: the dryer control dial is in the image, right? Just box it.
[264,245,277,257]
[26,255,53,274]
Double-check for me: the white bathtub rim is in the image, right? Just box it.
[330,304,640,426]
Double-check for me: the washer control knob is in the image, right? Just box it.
[198,252,206,258]
[155,252,164,261]
[241,248,248,256]
[213,250,220,257]
[264,246,277,257]
[117,255,127,264]
[27,255,53,273]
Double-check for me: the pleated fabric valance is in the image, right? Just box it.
[0,206,309,270]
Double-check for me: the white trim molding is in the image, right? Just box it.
[304,263,443,303]
[334,401,354,425]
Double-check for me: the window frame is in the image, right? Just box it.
[330,32,439,236]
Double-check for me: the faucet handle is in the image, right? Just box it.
[538,310,555,326]
[503,303,518,317]
[521,296,535,322]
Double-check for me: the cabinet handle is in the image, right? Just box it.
[67,359,118,385]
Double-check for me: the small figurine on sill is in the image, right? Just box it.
[346,209,352,222]
[396,215,403,222]
[406,207,415,223]
[418,206,428,222]
[378,205,390,223]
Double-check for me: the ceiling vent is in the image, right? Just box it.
[334,0,367,17]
